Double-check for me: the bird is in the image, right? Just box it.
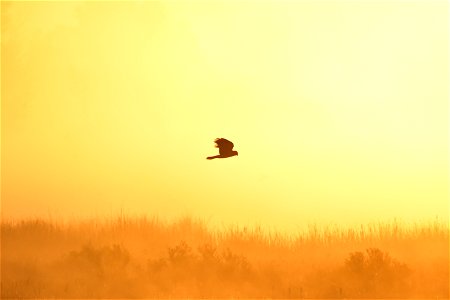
[207,138,238,160]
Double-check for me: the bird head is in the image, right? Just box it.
[233,151,238,156]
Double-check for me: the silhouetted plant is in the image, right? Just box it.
[168,241,193,265]
[340,248,411,298]
[198,243,217,262]
[55,244,132,297]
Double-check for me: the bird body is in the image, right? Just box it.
[207,138,238,160]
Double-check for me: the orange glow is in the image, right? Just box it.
[1,1,448,231]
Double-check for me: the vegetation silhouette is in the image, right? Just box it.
[1,216,448,298]
[207,138,238,160]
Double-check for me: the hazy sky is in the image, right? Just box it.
[2,1,448,230]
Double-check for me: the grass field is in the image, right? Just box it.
[1,216,448,298]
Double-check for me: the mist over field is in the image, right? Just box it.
[2,1,448,298]
[2,216,448,298]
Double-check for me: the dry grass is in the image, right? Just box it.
[1,216,448,298]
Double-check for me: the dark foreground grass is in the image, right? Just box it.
[1,216,448,298]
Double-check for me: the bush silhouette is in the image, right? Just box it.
[55,244,132,297]
[341,248,411,298]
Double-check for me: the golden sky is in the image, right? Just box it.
[1,1,448,230]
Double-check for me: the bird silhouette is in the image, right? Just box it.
[207,138,238,160]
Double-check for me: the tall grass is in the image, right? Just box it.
[1,216,448,298]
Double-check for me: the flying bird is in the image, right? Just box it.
[207,138,238,160]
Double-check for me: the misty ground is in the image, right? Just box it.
[1,216,448,298]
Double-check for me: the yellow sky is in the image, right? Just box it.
[1,1,448,230]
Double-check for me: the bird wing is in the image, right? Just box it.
[214,138,234,155]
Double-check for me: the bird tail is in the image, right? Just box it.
[207,155,220,160]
